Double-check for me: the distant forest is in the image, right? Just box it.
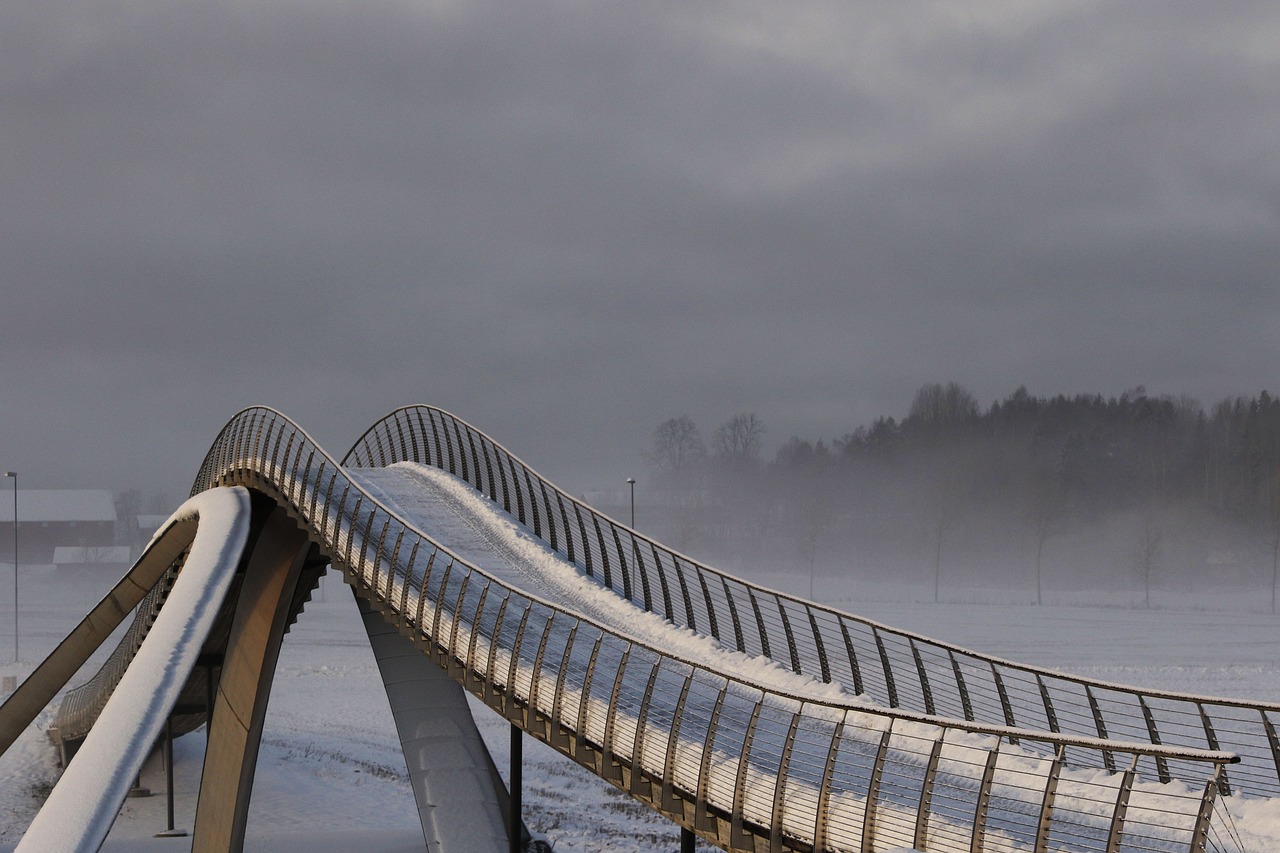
[637,384,1280,609]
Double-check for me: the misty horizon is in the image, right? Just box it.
[2,2,1276,512]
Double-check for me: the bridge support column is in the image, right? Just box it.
[510,723,523,853]
[155,716,188,838]
[356,591,513,852]
[192,508,311,853]
[681,826,695,852]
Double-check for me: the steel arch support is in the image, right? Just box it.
[193,507,312,853]
[356,591,512,853]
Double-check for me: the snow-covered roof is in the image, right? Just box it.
[0,490,117,523]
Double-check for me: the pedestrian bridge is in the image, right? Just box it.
[0,406,1273,852]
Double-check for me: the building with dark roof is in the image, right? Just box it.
[0,489,118,564]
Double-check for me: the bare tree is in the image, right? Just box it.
[907,382,979,430]
[1133,515,1163,608]
[1269,471,1280,614]
[925,461,969,603]
[712,413,765,466]
[1026,474,1061,606]
[646,416,705,476]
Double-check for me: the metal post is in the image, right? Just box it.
[626,477,635,528]
[5,472,15,664]
[165,721,176,830]
[680,826,695,852]
[155,716,188,837]
[509,723,523,853]
[1105,754,1138,853]
[626,478,637,601]
[860,725,893,852]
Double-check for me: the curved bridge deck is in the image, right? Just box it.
[0,405,1272,852]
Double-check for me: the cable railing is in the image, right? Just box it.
[341,405,1280,804]
[55,558,186,745]
[170,405,1236,852]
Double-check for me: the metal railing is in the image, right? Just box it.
[55,551,190,745]
[344,405,1280,803]
[173,405,1236,852]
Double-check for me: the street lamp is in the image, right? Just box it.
[624,477,637,602]
[5,471,15,664]
[625,477,635,528]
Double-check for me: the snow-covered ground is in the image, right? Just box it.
[3,554,1280,851]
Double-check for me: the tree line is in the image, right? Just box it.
[639,384,1280,608]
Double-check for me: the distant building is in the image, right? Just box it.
[52,545,134,573]
[0,489,118,564]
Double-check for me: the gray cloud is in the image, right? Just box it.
[2,0,1277,499]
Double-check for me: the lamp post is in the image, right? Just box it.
[625,477,636,528]
[5,471,15,664]
[625,477,637,603]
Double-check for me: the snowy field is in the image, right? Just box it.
[3,561,1280,852]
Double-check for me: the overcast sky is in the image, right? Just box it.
[2,0,1277,503]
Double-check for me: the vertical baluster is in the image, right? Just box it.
[1105,754,1138,853]
[670,552,692,629]
[1189,764,1223,853]
[483,592,510,704]
[527,613,557,718]
[574,633,605,755]
[431,561,455,652]
[860,724,894,852]
[748,590,772,659]
[840,620,864,696]
[414,551,436,639]
[548,621,579,749]
[1139,695,1171,782]
[1196,703,1230,796]
[1037,674,1060,733]
[949,650,974,721]
[777,596,801,675]
[630,661,662,798]
[971,740,1001,853]
[768,709,802,852]
[501,600,532,714]
[694,684,729,833]
[574,504,594,577]
[384,528,405,604]
[446,572,473,677]
[729,696,764,847]
[696,568,719,641]
[656,547,677,622]
[813,711,846,852]
[723,578,745,654]
[1086,685,1115,772]
[992,664,1018,741]
[913,732,945,851]
[910,638,935,715]
[1033,744,1065,853]
[600,645,633,783]
[807,607,831,684]
[661,673,696,813]
[873,628,898,708]
[1261,708,1280,789]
